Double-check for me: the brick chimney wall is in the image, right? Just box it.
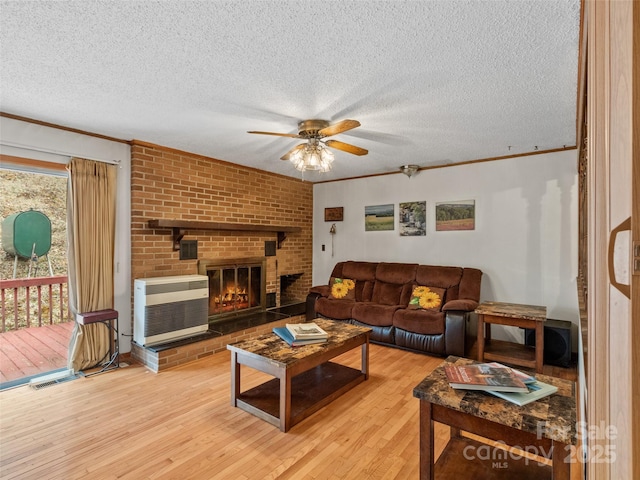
[130,140,313,305]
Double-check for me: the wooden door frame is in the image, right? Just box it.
[584,0,639,479]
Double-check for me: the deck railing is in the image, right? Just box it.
[0,275,69,332]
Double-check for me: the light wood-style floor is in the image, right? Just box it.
[0,344,580,480]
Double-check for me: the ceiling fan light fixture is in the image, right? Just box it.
[249,118,365,174]
[290,142,334,172]
[399,164,419,178]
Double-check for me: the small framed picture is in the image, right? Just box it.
[324,207,344,222]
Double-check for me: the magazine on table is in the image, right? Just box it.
[285,322,329,340]
[273,327,327,347]
[444,363,529,393]
[487,379,559,406]
[485,362,537,384]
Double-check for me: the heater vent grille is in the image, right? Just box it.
[134,275,209,346]
[143,299,208,336]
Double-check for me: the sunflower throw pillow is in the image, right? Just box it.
[328,277,356,300]
[407,285,444,310]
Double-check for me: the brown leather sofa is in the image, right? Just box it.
[306,261,482,357]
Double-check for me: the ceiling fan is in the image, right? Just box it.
[248,119,368,172]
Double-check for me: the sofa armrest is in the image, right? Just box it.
[309,285,331,297]
[306,291,323,321]
[445,311,468,357]
[442,299,479,312]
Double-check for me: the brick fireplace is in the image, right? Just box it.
[130,140,313,341]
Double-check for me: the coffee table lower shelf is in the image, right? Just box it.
[436,436,552,479]
[237,361,365,429]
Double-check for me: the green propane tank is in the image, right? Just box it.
[1,209,52,258]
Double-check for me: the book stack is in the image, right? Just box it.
[444,362,558,406]
[273,322,329,347]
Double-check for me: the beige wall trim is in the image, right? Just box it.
[0,112,130,145]
[314,146,577,184]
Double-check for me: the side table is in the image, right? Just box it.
[77,309,120,374]
[475,301,546,373]
[413,356,576,480]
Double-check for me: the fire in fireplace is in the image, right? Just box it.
[198,257,266,321]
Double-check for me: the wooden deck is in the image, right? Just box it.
[0,321,74,384]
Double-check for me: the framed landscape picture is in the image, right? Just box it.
[435,200,475,231]
[399,201,426,236]
[365,204,394,231]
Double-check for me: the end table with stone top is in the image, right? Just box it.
[413,356,576,480]
[475,301,547,374]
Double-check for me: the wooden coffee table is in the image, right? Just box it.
[227,319,371,432]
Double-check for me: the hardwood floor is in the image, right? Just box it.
[0,344,579,479]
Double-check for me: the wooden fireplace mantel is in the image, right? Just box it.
[148,219,302,251]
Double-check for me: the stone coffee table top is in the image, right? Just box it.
[413,356,576,445]
[227,318,371,366]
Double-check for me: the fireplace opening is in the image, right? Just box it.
[280,272,304,306]
[198,257,266,322]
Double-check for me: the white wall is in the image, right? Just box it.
[313,150,579,348]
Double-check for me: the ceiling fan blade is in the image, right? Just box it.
[325,139,368,156]
[318,119,361,137]
[280,144,305,160]
[247,130,301,138]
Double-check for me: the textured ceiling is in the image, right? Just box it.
[0,1,580,182]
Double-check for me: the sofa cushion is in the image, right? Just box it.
[342,262,378,302]
[458,268,483,302]
[375,262,418,284]
[351,302,401,327]
[407,285,446,310]
[415,265,463,287]
[342,261,377,281]
[393,308,445,335]
[328,277,356,300]
[415,265,463,302]
[368,263,417,306]
[372,280,405,305]
[315,297,356,320]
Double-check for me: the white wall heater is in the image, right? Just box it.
[134,274,209,347]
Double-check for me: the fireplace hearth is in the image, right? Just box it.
[198,257,266,322]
